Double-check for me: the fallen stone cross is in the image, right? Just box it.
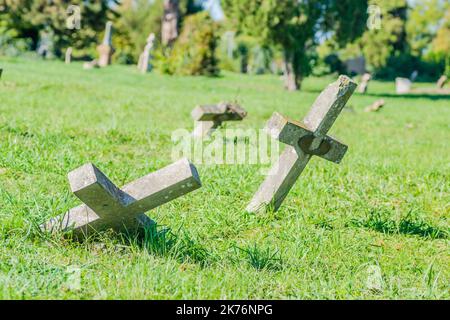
[41,158,201,238]
[358,73,371,94]
[191,102,247,138]
[246,76,356,213]
[396,77,411,94]
[365,99,385,112]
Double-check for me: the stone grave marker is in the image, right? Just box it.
[410,70,418,82]
[41,158,201,238]
[396,77,411,94]
[191,102,247,138]
[437,75,447,89]
[365,99,385,112]
[97,21,114,68]
[137,33,156,73]
[83,60,99,70]
[358,73,372,94]
[65,47,72,64]
[246,76,356,213]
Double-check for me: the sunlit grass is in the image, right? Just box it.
[0,56,448,299]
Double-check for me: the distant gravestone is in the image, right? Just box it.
[437,75,447,89]
[223,31,236,59]
[345,56,366,75]
[83,60,99,70]
[97,21,114,68]
[65,47,73,64]
[396,77,412,94]
[246,76,357,213]
[137,33,156,73]
[365,99,385,112]
[358,73,372,94]
[37,28,54,59]
[41,158,201,238]
[410,70,418,82]
[191,102,247,138]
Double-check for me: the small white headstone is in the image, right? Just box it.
[396,77,411,94]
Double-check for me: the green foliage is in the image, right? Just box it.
[158,12,220,76]
[217,34,274,74]
[223,0,368,90]
[322,0,368,47]
[0,0,117,58]
[113,0,163,64]
[406,0,448,57]
[358,0,408,70]
[223,0,320,80]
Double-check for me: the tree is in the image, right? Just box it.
[158,11,220,76]
[162,0,180,47]
[430,6,450,76]
[114,0,164,64]
[359,0,408,69]
[0,0,117,57]
[406,0,448,57]
[223,0,367,91]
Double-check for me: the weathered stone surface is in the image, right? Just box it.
[192,102,247,138]
[365,99,385,112]
[65,47,72,64]
[437,75,447,89]
[41,158,201,238]
[246,75,356,213]
[138,33,155,73]
[97,21,114,68]
[396,77,412,94]
[358,73,371,94]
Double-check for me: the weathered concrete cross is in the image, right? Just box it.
[246,76,357,213]
[41,158,201,238]
[191,102,247,138]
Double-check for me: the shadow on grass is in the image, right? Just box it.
[364,92,450,101]
[350,209,448,240]
[126,224,212,267]
[302,87,449,101]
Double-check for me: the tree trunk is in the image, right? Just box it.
[282,50,301,91]
[162,0,179,47]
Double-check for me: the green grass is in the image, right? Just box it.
[0,56,448,299]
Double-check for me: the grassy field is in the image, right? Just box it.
[0,57,448,299]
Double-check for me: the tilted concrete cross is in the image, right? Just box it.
[191,102,247,138]
[41,158,201,238]
[246,76,357,213]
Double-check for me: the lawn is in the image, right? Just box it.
[0,56,448,299]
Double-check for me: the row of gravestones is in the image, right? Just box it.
[359,72,448,96]
[64,21,155,73]
[40,76,358,240]
[65,21,448,95]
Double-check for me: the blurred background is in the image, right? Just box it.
[0,0,448,90]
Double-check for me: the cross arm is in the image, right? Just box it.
[68,163,134,217]
[265,112,348,164]
[123,158,201,213]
